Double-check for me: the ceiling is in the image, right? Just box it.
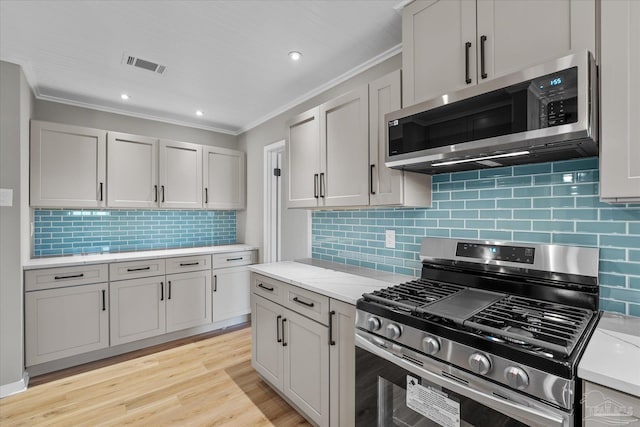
[0,0,403,135]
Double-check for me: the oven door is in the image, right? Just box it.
[355,333,571,427]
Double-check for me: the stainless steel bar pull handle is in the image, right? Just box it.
[465,41,472,84]
[480,35,487,79]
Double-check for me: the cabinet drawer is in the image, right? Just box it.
[285,286,329,326]
[166,255,211,274]
[25,264,108,292]
[213,251,255,269]
[252,273,286,305]
[109,259,165,281]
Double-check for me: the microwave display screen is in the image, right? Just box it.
[388,67,578,156]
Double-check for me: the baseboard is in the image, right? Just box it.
[0,371,29,399]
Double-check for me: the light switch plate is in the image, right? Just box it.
[385,229,396,249]
[0,188,13,207]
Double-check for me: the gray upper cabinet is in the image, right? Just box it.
[599,0,640,203]
[286,107,321,208]
[402,0,596,107]
[369,70,431,207]
[159,139,203,209]
[203,146,246,210]
[107,132,159,208]
[30,120,106,208]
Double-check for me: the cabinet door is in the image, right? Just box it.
[107,132,158,208]
[213,265,250,323]
[251,294,284,389]
[203,146,246,210]
[166,270,212,333]
[110,276,166,345]
[159,139,203,209]
[477,0,595,81]
[25,283,109,366]
[320,86,370,207]
[286,107,320,208]
[369,70,404,206]
[329,300,356,427]
[282,308,329,427]
[402,0,477,107]
[30,120,106,207]
[599,0,640,202]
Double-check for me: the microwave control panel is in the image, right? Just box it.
[532,66,578,128]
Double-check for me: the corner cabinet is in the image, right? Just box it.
[599,0,640,203]
[159,139,203,209]
[286,86,369,209]
[402,0,596,107]
[369,70,431,207]
[203,146,246,210]
[30,120,106,208]
[251,273,355,427]
[107,132,159,208]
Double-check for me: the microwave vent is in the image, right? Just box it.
[122,54,167,75]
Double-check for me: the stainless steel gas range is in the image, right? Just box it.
[355,237,601,427]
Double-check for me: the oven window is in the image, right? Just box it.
[356,347,529,427]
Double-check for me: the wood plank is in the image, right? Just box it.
[0,326,311,427]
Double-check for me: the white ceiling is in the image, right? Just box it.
[0,0,403,135]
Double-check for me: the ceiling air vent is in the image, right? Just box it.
[122,54,167,75]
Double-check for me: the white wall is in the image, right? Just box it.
[236,54,401,262]
[0,60,33,395]
[33,100,238,149]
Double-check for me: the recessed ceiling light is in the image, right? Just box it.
[120,93,130,100]
[288,51,302,61]
[196,110,204,116]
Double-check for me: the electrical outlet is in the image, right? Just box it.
[385,229,396,249]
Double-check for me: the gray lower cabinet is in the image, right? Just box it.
[25,282,109,366]
[251,272,354,426]
[582,381,640,426]
[166,270,212,333]
[213,265,251,323]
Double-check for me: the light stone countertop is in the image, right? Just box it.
[249,260,414,305]
[578,312,640,397]
[23,244,259,270]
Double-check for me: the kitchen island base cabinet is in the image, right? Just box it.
[25,282,109,366]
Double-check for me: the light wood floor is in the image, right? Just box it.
[0,326,311,426]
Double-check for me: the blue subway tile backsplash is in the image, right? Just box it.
[312,158,640,317]
[33,209,236,256]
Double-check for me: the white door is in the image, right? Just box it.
[286,107,320,208]
[107,132,158,208]
[30,120,106,207]
[476,0,595,82]
[402,0,477,106]
[251,294,284,389]
[329,300,356,427]
[282,308,329,427]
[159,139,203,209]
[25,283,109,366]
[203,146,246,210]
[166,270,212,332]
[320,85,370,207]
[212,265,250,323]
[264,141,284,263]
[110,276,166,345]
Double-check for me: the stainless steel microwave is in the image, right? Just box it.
[385,51,598,174]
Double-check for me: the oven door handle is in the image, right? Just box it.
[355,334,566,427]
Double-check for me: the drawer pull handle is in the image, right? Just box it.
[293,297,314,308]
[54,273,84,280]
[226,257,243,261]
[258,283,274,292]
[127,266,151,272]
[276,315,282,343]
[179,262,199,266]
[329,310,336,346]
[102,290,106,311]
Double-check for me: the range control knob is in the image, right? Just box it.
[385,323,402,340]
[505,366,529,390]
[468,353,492,375]
[422,336,440,355]
[366,317,381,332]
